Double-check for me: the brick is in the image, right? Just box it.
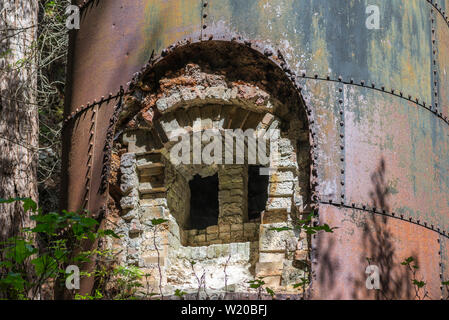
[218,224,231,233]
[231,224,243,231]
[219,232,231,242]
[259,252,285,263]
[206,232,218,241]
[144,256,165,266]
[261,211,288,224]
[260,276,281,289]
[255,261,284,277]
[231,230,244,241]
[188,229,198,236]
[194,234,206,243]
[244,222,257,233]
[206,225,219,234]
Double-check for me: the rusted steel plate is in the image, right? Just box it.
[62,108,96,213]
[68,0,202,111]
[343,86,449,233]
[87,99,119,215]
[298,79,342,203]
[441,235,449,299]
[206,0,432,105]
[311,204,442,300]
[436,11,449,120]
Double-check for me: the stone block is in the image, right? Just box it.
[219,214,243,225]
[231,230,244,241]
[219,232,231,242]
[194,234,206,243]
[294,249,308,262]
[259,223,297,252]
[255,261,284,277]
[243,222,257,233]
[261,211,288,224]
[120,190,139,210]
[218,224,231,233]
[266,197,292,213]
[206,225,219,234]
[206,232,218,241]
[143,255,165,267]
[259,252,285,263]
[231,224,243,231]
[141,206,165,223]
[261,276,281,288]
[281,260,306,286]
[269,170,295,183]
[269,181,294,196]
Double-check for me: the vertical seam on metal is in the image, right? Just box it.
[86,104,98,212]
[438,236,444,299]
[201,0,209,41]
[338,84,346,206]
[431,8,440,115]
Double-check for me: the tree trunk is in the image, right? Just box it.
[0,0,38,242]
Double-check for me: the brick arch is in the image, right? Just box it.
[106,41,314,297]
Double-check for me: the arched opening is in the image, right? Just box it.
[108,41,312,297]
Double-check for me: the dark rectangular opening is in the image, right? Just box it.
[189,174,219,229]
[248,165,269,221]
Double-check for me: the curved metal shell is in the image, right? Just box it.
[63,0,449,299]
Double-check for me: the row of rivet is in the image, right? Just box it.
[427,0,449,30]
[63,91,126,125]
[320,200,449,240]
[83,104,98,211]
[297,73,449,126]
[338,86,346,204]
[438,236,445,299]
[201,1,209,39]
[431,9,441,118]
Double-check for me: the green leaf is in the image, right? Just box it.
[151,218,169,226]
[0,272,26,291]
[269,227,292,232]
[412,280,426,288]
[174,289,187,297]
[4,238,36,264]
[266,287,275,298]
[98,229,121,239]
[31,255,58,278]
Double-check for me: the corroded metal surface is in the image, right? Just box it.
[63,0,449,299]
[435,7,449,120]
[312,204,442,300]
[343,86,449,233]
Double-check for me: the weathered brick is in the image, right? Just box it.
[231,224,243,231]
[206,225,219,234]
[255,261,284,277]
[219,232,231,242]
[218,224,231,233]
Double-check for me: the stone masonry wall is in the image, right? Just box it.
[109,64,312,297]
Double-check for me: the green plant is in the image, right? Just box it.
[401,257,430,300]
[247,278,275,299]
[269,211,337,235]
[0,198,120,300]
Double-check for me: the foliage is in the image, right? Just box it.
[0,198,119,300]
[269,211,337,235]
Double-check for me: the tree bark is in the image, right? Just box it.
[0,0,39,242]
